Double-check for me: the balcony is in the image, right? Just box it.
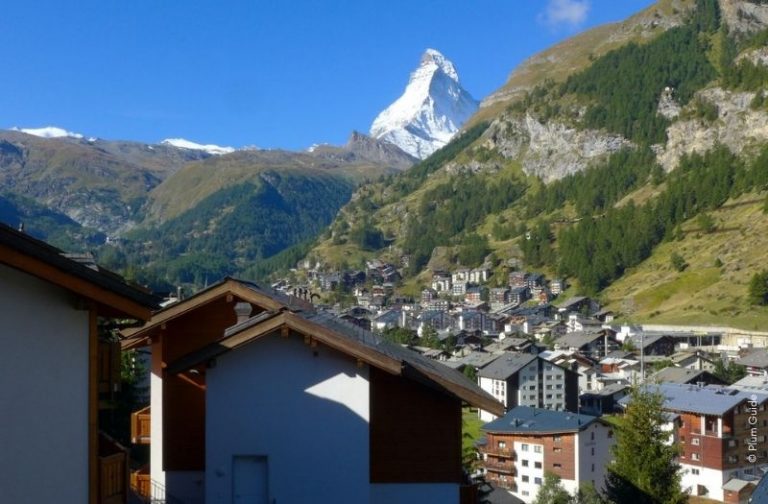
[484,460,515,475]
[131,406,151,445]
[99,433,128,504]
[479,445,514,458]
[130,465,150,500]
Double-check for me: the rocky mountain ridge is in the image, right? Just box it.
[370,49,478,159]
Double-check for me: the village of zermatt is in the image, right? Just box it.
[4,0,768,503]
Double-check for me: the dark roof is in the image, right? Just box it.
[0,222,159,312]
[580,382,629,398]
[626,333,672,349]
[649,367,722,385]
[555,331,604,349]
[483,406,599,434]
[558,296,588,310]
[477,352,537,380]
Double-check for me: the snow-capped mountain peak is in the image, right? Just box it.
[161,138,235,156]
[11,126,84,139]
[369,48,478,159]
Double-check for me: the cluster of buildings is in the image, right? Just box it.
[9,224,768,504]
[0,223,504,504]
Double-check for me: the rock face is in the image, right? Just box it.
[370,49,478,160]
[483,114,632,182]
[720,0,768,34]
[658,87,768,171]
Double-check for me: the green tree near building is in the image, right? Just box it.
[604,388,686,504]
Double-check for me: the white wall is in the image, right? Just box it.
[512,440,544,503]
[0,264,89,503]
[370,483,459,503]
[680,464,724,501]
[206,332,371,504]
[576,422,614,494]
[150,340,165,488]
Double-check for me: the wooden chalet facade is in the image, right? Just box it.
[122,278,503,504]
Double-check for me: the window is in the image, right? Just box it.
[556,384,563,389]
[591,464,595,472]
[691,438,700,446]
[522,460,529,467]
[591,447,595,456]
[546,385,553,390]
[591,431,595,441]
[498,441,506,449]
[534,445,543,454]
[521,444,529,452]
[608,430,613,438]
[692,453,700,461]
[534,477,543,485]
[556,394,563,399]
[546,394,553,399]
[553,447,562,453]
[728,439,737,448]
[522,491,529,496]
[522,475,529,483]
[553,435,562,443]
[535,461,542,469]
[553,463,562,469]
[727,455,738,464]
[691,468,700,475]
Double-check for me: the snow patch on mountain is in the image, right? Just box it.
[161,138,235,155]
[370,48,478,159]
[11,126,84,139]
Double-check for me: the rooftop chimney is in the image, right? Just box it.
[234,302,253,324]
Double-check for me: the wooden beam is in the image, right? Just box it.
[0,244,152,321]
[88,305,98,504]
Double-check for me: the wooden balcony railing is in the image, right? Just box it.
[131,406,151,445]
[479,445,514,458]
[484,460,515,474]
[99,432,128,504]
[130,466,150,500]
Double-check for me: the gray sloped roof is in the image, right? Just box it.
[477,352,537,380]
[648,367,716,385]
[483,406,599,434]
[737,349,768,369]
[619,383,768,416]
[555,331,604,349]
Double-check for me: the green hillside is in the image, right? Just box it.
[299,0,768,328]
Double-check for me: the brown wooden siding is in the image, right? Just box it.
[481,431,577,481]
[162,297,247,471]
[370,366,463,483]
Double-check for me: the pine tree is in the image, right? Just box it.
[604,388,686,504]
[748,270,768,305]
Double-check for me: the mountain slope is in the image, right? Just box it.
[371,49,478,159]
[300,0,768,329]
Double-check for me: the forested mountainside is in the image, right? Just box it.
[298,0,768,328]
[0,129,414,290]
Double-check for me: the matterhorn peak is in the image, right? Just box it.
[370,49,478,159]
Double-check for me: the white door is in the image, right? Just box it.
[233,456,269,504]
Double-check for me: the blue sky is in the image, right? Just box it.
[0,0,655,150]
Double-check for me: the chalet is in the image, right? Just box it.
[425,299,451,312]
[479,407,614,503]
[432,271,452,293]
[557,296,590,316]
[593,308,615,323]
[509,286,529,306]
[625,333,676,356]
[670,350,717,371]
[526,273,544,290]
[477,352,579,422]
[621,383,768,501]
[549,278,566,295]
[372,309,403,332]
[418,310,453,333]
[319,272,341,291]
[554,331,614,360]
[420,287,437,306]
[452,268,470,284]
[508,271,528,288]
[0,223,158,504]
[648,367,726,386]
[121,279,503,503]
[736,349,768,377]
[452,281,468,297]
[579,383,630,416]
[599,356,641,385]
[489,287,511,306]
